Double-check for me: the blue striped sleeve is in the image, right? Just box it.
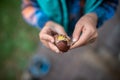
[93,0,118,28]
[22,0,50,29]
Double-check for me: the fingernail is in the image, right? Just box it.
[56,49,59,53]
[72,38,77,42]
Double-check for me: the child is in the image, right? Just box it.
[22,0,118,53]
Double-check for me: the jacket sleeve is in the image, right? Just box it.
[22,0,50,29]
[93,0,118,28]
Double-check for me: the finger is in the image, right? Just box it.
[40,40,49,48]
[72,24,83,43]
[45,24,67,36]
[40,39,59,53]
[41,40,61,53]
[86,32,98,44]
[39,34,54,43]
[53,24,67,35]
[48,42,60,53]
[88,38,96,44]
[71,28,91,49]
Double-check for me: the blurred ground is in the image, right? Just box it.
[0,0,120,80]
[30,45,120,80]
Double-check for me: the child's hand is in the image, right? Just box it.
[70,13,98,49]
[39,21,67,53]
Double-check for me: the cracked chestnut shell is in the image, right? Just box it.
[54,34,71,52]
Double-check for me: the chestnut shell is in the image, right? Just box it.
[54,34,70,52]
[55,40,70,52]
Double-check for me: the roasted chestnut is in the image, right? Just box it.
[54,34,71,52]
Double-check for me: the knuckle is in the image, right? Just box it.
[94,32,98,38]
[91,29,97,36]
[90,28,96,34]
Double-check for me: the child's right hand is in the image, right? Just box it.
[39,21,67,53]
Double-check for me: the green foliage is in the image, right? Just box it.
[0,0,39,80]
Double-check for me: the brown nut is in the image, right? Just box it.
[54,34,71,52]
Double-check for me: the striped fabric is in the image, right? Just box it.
[22,0,118,34]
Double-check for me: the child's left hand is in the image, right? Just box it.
[39,21,67,53]
[70,13,98,49]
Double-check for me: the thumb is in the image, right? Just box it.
[55,24,67,35]
[72,24,83,43]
